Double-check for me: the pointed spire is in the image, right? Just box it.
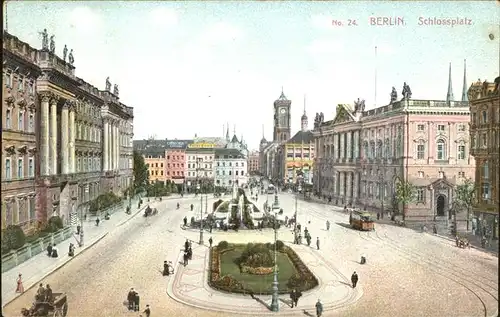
[262,124,265,138]
[233,124,236,136]
[226,122,230,141]
[303,94,306,114]
[461,59,468,102]
[446,62,454,102]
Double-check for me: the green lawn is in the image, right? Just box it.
[219,248,297,293]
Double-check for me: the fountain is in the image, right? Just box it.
[212,185,264,229]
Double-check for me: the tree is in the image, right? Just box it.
[133,150,148,192]
[394,179,416,221]
[454,178,476,231]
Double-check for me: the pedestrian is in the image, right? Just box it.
[134,291,140,312]
[45,284,53,303]
[290,289,296,307]
[95,217,100,226]
[351,271,358,288]
[316,237,320,250]
[143,304,151,317]
[36,283,45,302]
[127,288,135,311]
[76,225,81,235]
[209,237,213,248]
[377,212,380,220]
[184,239,189,252]
[183,216,187,227]
[315,299,323,317]
[16,274,24,293]
[46,244,53,257]
[183,252,189,266]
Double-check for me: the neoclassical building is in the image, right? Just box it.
[313,65,475,222]
[214,148,248,188]
[2,31,134,232]
[468,77,499,239]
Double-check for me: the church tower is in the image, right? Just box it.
[301,94,308,132]
[273,88,291,142]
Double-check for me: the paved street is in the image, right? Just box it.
[3,193,497,317]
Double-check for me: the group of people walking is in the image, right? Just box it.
[126,288,151,316]
[46,244,59,258]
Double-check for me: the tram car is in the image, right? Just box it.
[349,209,375,231]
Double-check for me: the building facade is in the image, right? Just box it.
[313,78,474,222]
[273,90,291,142]
[144,147,166,184]
[214,148,248,188]
[468,77,500,239]
[185,143,215,192]
[2,31,134,232]
[276,109,314,185]
[247,150,260,174]
[165,140,192,185]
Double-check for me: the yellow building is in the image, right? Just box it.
[468,77,499,239]
[143,147,167,184]
[277,109,315,185]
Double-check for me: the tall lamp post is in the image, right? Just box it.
[294,183,302,232]
[270,193,280,312]
[197,183,204,245]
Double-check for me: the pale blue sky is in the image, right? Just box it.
[5,1,499,150]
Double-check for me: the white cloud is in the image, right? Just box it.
[305,39,344,55]
[68,7,102,34]
[311,15,333,29]
[149,8,178,27]
[200,22,242,44]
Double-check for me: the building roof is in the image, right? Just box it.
[231,134,239,143]
[287,130,314,144]
[165,139,193,149]
[185,147,214,153]
[260,136,268,144]
[215,148,245,158]
[142,146,165,157]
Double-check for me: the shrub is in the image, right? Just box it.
[218,240,229,250]
[212,275,244,291]
[89,192,121,212]
[275,240,285,251]
[240,265,274,275]
[48,216,64,231]
[237,243,274,268]
[3,225,26,250]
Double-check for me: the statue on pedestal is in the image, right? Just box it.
[49,35,55,54]
[105,77,111,91]
[39,29,49,50]
[113,84,119,96]
[63,45,68,61]
[354,98,365,112]
[401,82,412,100]
[68,49,74,65]
[390,87,397,103]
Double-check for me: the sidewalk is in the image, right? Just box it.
[1,198,153,307]
[166,242,363,315]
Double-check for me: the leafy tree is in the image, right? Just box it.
[133,150,148,192]
[454,178,476,231]
[394,179,416,221]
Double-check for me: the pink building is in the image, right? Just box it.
[164,140,192,186]
[313,80,474,223]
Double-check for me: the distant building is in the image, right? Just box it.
[185,145,215,192]
[165,139,192,185]
[468,76,499,239]
[247,150,260,174]
[214,148,248,188]
[143,147,166,184]
[312,65,475,222]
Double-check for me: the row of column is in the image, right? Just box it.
[40,94,76,176]
[103,118,120,171]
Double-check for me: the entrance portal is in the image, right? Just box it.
[436,195,445,217]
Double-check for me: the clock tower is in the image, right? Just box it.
[273,88,291,142]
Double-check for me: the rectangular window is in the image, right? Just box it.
[6,109,12,129]
[29,197,36,220]
[437,125,445,131]
[458,171,465,178]
[417,124,425,131]
[482,111,487,124]
[28,81,34,95]
[418,171,424,178]
[417,144,425,159]
[457,145,466,160]
[18,77,24,91]
[5,72,12,87]
[416,188,425,202]
[483,163,489,179]
[458,124,466,132]
[28,158,34,177]
[18,111,24,131]
[18,159,23,178]
[482,183,490,200]
[482,133,487,147]
[28,113,34,132]
[5,158,11,180]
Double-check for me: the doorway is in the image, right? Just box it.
[436,195,445,217]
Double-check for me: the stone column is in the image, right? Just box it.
[103,119,109,171]
[347,172,352,198]
[353,172,359,201]
[347,132,352,159]
[49,96,59,175]
[40,93,50,176]
[115,125,120,170]
[61,102,70,174]
[333,134,338,160]
[69,104,76,174]
[340,133,345,159]
[108,121,113,170]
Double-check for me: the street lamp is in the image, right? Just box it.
[270,193,280,312]
[197,183,204,245]
[294,183,302,232]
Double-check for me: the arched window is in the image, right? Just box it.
[416,140,425,159]
[436,139,446,160]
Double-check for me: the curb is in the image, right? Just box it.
[430,233,499,256]
[116,205,149,227]
[2,232,109,308]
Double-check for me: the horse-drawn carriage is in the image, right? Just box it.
[21,293,68,317]
[143,206,158,217]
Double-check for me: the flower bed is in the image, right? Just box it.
[208,242,318,295]
[240,265,274,275]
